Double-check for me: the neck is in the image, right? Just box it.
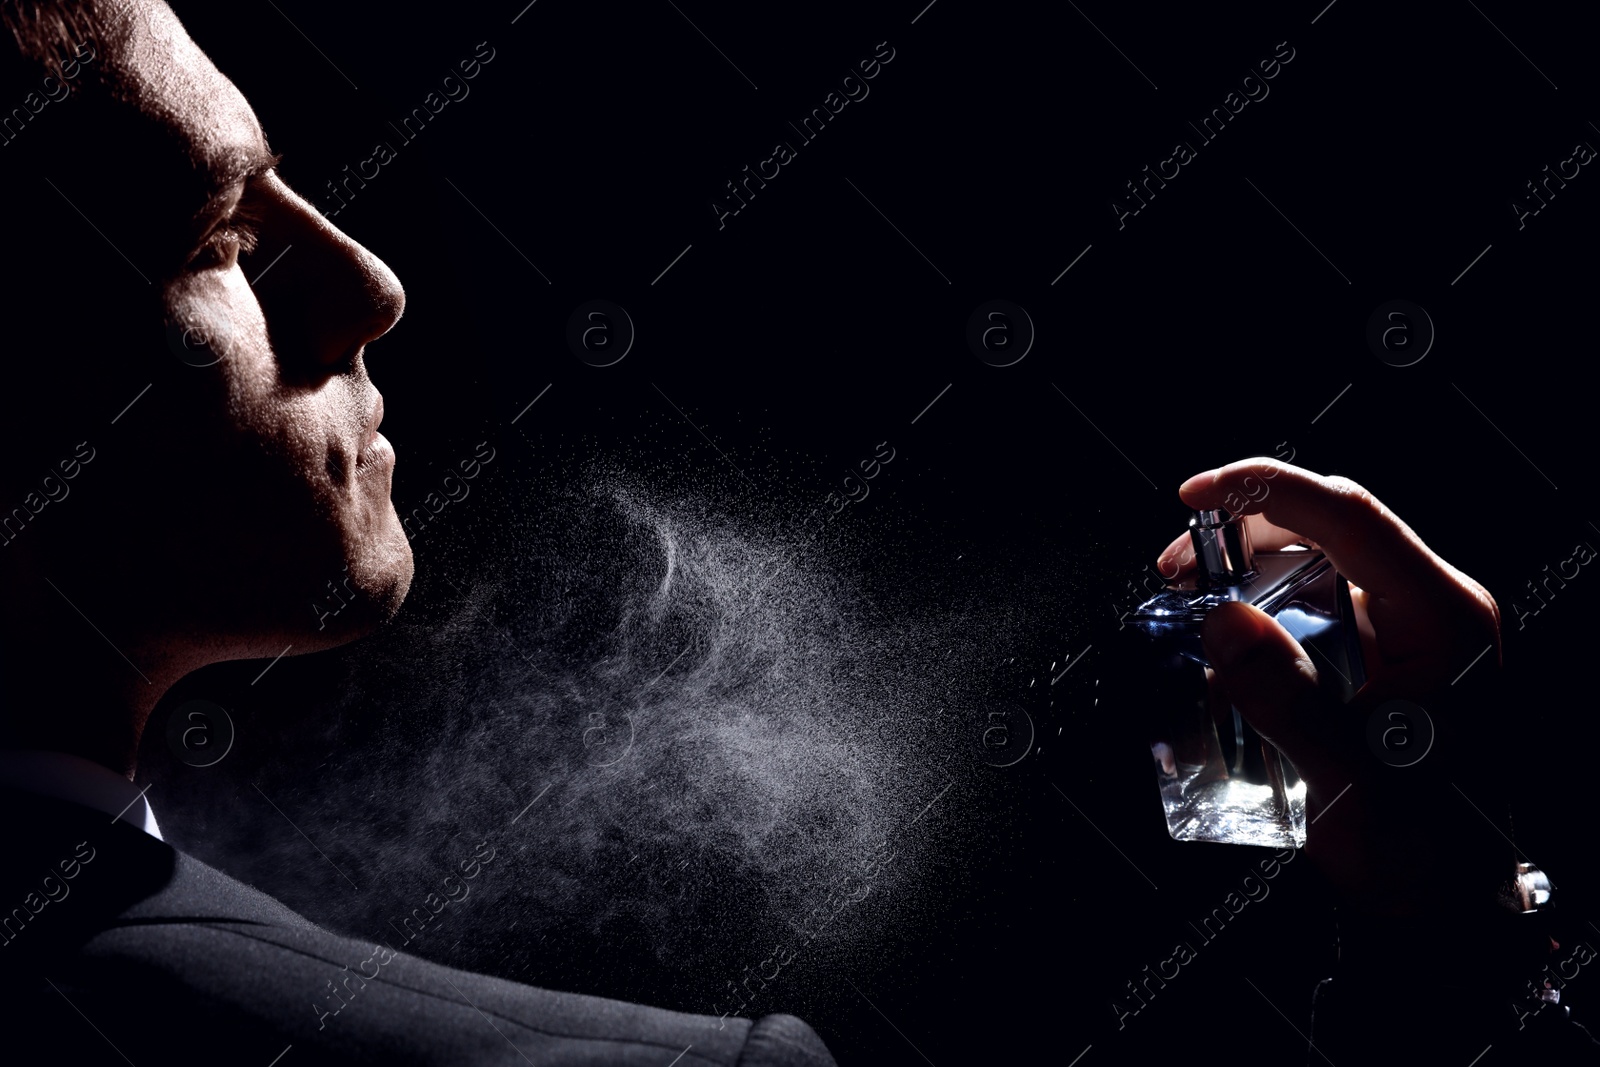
[2,569,190,778]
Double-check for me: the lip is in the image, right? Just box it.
[365,394,384,448]
[356,393,392,471]
[361,431,395,473]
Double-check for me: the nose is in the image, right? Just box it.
[251,173,405,373]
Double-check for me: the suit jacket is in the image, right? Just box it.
[0,789,836,1065]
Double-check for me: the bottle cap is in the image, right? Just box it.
[1189,508,1256,586]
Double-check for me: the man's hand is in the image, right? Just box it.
[1156,459,1503,915]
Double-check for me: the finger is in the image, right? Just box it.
[1155,531,1193,578]
[1241,513,1313,553]
[1201,602,1354,794]
[1179,459,1450,602]
[1155,514,1309,577]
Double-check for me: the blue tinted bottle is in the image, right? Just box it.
[1125,508,1365,847]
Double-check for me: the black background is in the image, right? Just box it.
[146,1,1599,1061]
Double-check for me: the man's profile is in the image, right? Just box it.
[0,3,835,1062]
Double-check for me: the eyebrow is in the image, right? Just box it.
[195,143,281,219]
[211,142,281,193]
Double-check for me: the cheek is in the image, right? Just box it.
[166,269,276,414]
[167,274,242,368]
[168,278,334,526]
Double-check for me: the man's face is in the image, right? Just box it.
[27,1,412,670]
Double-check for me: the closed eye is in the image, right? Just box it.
[188,163,277,272]
[191,200,263,271]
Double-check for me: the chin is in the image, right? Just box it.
[377,548,415,622]
[301,575,409,651]
[304,522,415,649]
[372,514,416,602]
[357,530,416,624]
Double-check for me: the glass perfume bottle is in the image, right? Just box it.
[1125,508,1365,848]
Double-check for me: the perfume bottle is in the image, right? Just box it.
[1125,508,1365,848]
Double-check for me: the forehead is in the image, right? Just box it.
[98,0,272,188]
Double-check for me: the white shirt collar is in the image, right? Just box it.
[0,750,163,840]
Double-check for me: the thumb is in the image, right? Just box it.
[1201,602,1354,795]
